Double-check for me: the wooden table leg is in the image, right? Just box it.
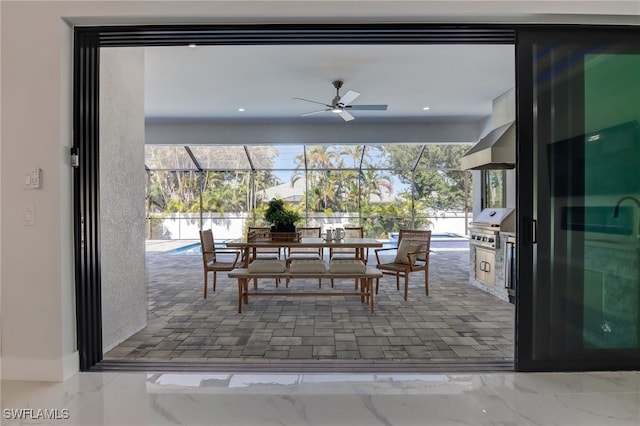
[366,279,370,304]
[365,278,369,304]
[237,278,243,313]
[243,248,250,267]
[368,278,375,313]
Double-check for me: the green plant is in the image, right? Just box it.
[264,198,301,227]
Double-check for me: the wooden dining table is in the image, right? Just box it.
[227,237,383,268]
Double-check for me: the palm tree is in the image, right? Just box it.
[360,168,392,204]
[305,145,340,169]
[292,146,341,212]
[338,145,364,168]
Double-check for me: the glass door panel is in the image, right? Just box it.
[518,28,640,370]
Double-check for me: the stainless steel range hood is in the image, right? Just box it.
[460,121,515,170]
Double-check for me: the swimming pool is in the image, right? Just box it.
[165,233,468,255]
[167,242,226,255]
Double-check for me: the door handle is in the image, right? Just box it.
[523,217,538,245]
[479,261,491,272]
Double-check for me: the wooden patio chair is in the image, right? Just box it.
[285,227,323,288]
[247,226,281,288]
[285,227,323,264]
[329,226,367,288]
[329,226,368,263]
[199,229,240,298]
[374,229,431,300]
[247,226,281,262]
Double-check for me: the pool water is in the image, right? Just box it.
[167,242,225,255]
[165,234,468,255]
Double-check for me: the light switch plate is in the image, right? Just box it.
[24,167,42,189]
[30,167,41,189]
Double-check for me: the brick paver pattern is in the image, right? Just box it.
[105,249,514,362]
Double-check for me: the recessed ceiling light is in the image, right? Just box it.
[188,44,197,48]
[422,106,431,111]
[238,107,245,112]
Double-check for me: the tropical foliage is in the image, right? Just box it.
[383,144,471,211]
[264,198,301,227]
[145,144,471,238]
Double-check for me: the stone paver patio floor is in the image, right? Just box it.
[105,249,514,363]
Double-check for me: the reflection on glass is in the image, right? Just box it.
[531,44,640,362]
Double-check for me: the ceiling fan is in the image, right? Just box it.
[294,80,388,121]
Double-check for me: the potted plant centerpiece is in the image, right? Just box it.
[264,198,301,233]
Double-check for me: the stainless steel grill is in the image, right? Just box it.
[469,228,500,249]
[469,208,515,289]
[469,208,515,249]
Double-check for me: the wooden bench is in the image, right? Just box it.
[228,268,383,313]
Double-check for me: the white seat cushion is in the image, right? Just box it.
[329,259,366,274]
[286,253,321,261]
[248,259,287,273]
[252,253,279,260]
[330,253,358,260]
[394,239,421,265]
[289,259,326,274]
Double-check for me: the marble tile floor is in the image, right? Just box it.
[105,249,514,364]
[2,370,640,425]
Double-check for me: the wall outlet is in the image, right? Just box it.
[24,204,35,226]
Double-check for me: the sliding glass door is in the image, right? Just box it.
[517,28,640,371]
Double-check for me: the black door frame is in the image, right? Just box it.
[76,22,637,372]
[515,26,640,372]
[73,24,517,370]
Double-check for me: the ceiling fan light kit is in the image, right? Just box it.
[294,80,388,121]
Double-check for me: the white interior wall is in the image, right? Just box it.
[1,1,76,381]
[99,48,147,352]
[0,0,638,382]
[492,88,516,130]
[0,0,3,375]
[471,170,483,218]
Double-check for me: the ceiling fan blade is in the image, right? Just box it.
[337,110,355,121]
[301,109,329,117]
[347,104,388,111]
[338,90,360,107]
[293,97,331,107]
